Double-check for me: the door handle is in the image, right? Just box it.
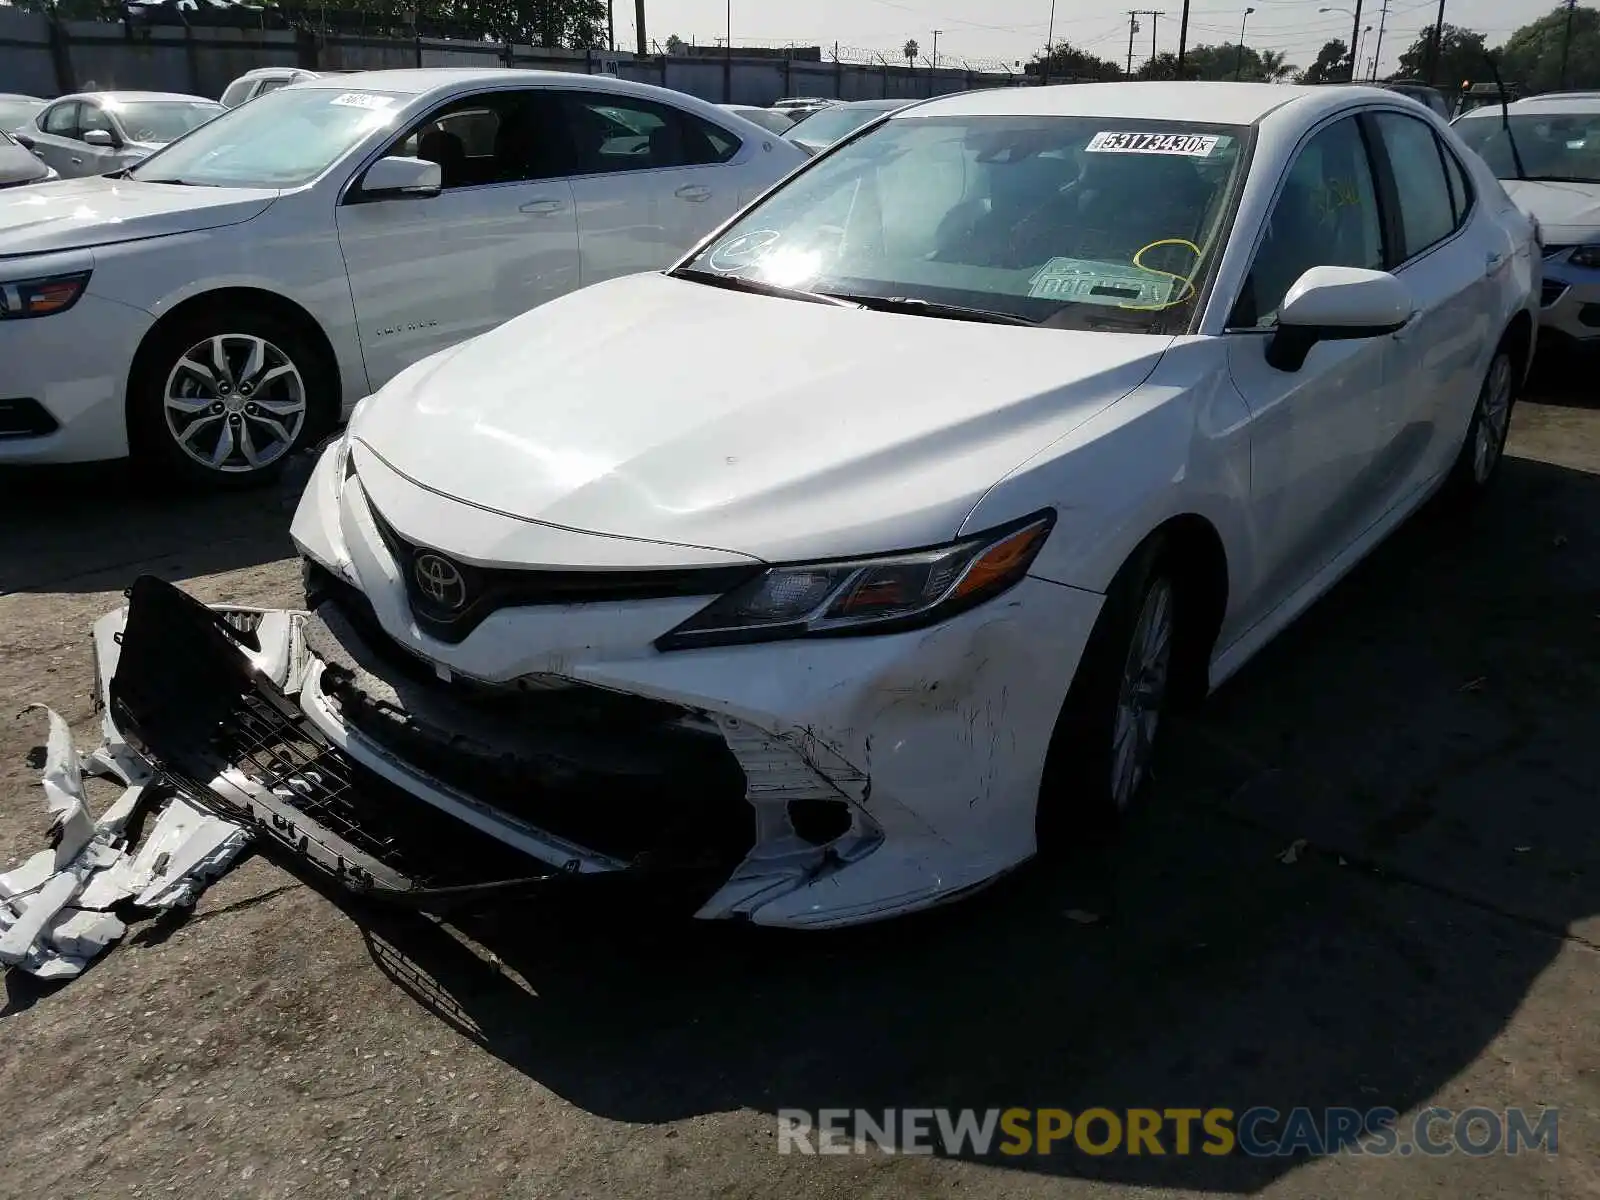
[70,156,83,165]
[675,184,712,203]
[519,198,566,216]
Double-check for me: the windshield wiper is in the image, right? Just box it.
[824,292,1036,326]
[133,177,204,186]
[669,268,852,306]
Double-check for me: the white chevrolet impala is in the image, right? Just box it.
[97,83,1539,927]
[0,69,804,481]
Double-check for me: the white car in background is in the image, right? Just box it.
[221,66,322,107]
[13,91,223,178]
[1455,93,1600,351]
[100,83,1539,928]
[0,69,805,484]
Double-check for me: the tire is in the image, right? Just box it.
[1444,343,1517,502]
[129,307,329,489]
[1036,537,1178,851]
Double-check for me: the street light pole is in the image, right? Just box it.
[1369,0,1390,80]
[1234,6,1254,79]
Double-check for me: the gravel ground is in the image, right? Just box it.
[0,370,1596,1200]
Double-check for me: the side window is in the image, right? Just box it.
[220,79,252,107]
[255,77,289,97]
[563,94,732,173]
[79,103,114,140]
[1440,138,1474,226]
[42,102,78,136]
[1373,112,1456,260]
[390,90,576,190]
[1229,115,1384,329]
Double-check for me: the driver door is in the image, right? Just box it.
[1225,112,1400,630]
[77,101,128,176]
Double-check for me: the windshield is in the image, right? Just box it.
[787,105,897,149]
[128,87,406,187]
[684,115,1247,333]
[0,99,43,131]
[1455,112,1600,182]
[111,100,221,144]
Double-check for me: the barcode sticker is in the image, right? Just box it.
[1085,131,1220,156]
[330,93,396,110]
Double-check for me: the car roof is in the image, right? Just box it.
[906,81,1346,126]
[58,91,222,105]
[293,67,690,101]
[840,97,914,111]
[0,93,44,102]
[1460,94,1600,118]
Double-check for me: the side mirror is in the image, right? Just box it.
[82,128,118,148]
[359,155,442,199]
[1266,266,1414,372]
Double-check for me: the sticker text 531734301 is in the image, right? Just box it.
[1085,131,1220,156]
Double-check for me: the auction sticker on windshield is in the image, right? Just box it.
[330,93,397,110]
[1086,131,1219,156]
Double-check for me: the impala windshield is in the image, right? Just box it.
[680,114,1248,332]
[127,87,406,187]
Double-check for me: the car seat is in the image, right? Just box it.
[417,128,466,188]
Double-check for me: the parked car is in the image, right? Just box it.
[13,92,223,178]
[770,96,835,121]
[221,66,322,107]
[97,81,1540,928]
[0,128,55,188]
[717,103,795,135]
[0,94,46,132]
[1455,93,1600,351]
[0,69,807,483]
[1455,80,1523,119]
[783,97,915,155]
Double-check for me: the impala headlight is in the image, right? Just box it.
[656,511,1055,650]
[1566,244,1600,269]
[0,270,90,319]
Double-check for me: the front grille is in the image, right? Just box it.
[0,397,58,438]
[361,493,758,644]
[1542,281,1570,308]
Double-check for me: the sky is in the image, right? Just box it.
[615,0,1560,79]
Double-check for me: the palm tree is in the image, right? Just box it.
[1258,49,1298,81]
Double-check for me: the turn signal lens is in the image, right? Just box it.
[0,271,91,319]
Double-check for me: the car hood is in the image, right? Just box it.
[1502,178,1600,243]
[351,272,1171,563]
[0,174,275,256]
[0,140,49,187]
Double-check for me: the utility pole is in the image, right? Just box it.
[1177,0,1191,73]
[1560,0,1577,89]
[1347,0,1363,79]
[1042,0,1057,84]
[634,0,646,57]
[932,29,941,70]
[1369,0,1389,80]
[723,0,732,102]
[1423,0,1446,84]
[1127,11,1140,74]
[1127,10,1163,74]
[607,0,615,51]
[1150,11,1160,64]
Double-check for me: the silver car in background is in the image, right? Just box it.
[13,91,223,178]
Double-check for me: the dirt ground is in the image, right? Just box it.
[0,369,1596,1200]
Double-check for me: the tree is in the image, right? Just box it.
[1030,40,1124,81]
[1258,48,1297,81]
[1497,5,1600,91]
[1177,42,1296,81]
[1391,22,1486,85]
[1296,38,1350,84]
[904,38,920,65]
[665,33,687,54]
[1136,52,1197,80]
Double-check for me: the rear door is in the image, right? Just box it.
[556,91,746,285]
[1224,112,1398,628]
[1366,109,1495,491]
[337,88,580,390]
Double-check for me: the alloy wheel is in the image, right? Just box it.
[1111,578,1174,810]
[163,333,307,474]
[1472,353,1513,484]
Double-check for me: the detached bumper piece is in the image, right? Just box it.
[108,577,742,910]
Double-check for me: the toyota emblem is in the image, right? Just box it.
[413,552,468,612]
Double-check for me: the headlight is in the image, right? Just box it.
[656,511,1055,651]
[1567,244,1600,269]
[0,270,90,319]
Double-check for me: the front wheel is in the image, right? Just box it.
[130,309,326,488]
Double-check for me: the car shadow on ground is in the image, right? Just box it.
[0,452,314,596]
[294,451,1600,1191]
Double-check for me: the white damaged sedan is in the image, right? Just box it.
[97,82,1539,927]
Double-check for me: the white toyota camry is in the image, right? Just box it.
[97,82,1539,928]
[0,69,804,483]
